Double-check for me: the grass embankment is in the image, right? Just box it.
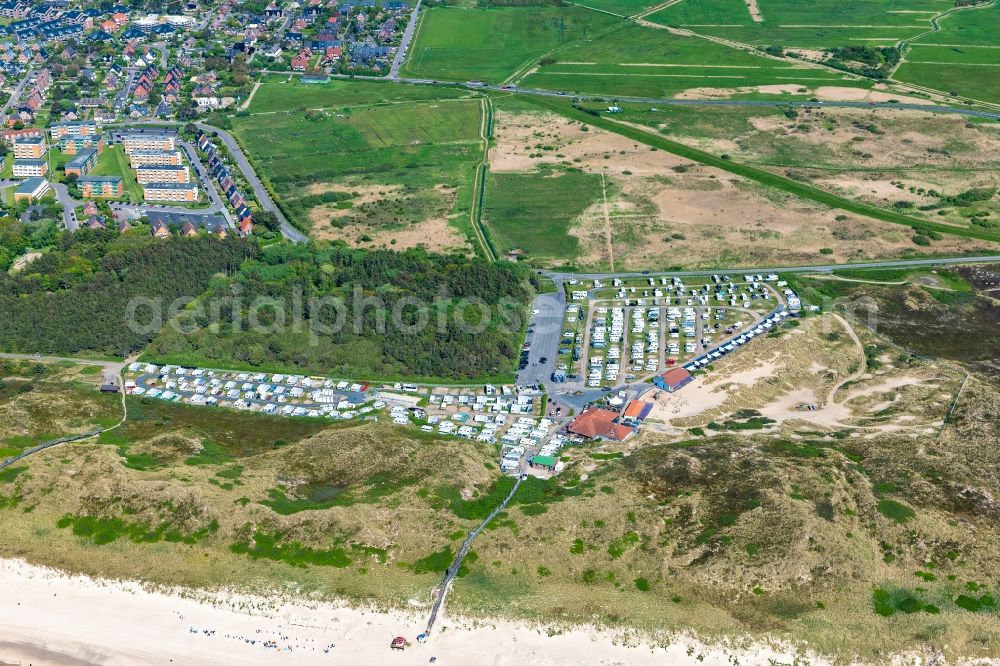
[523,96,1000,244]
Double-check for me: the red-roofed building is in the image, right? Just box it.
[622,400,653,423]
[653,367,693,392]
[566,406,634,442]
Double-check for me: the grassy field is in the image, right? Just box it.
[648,0,948,47]
[892,2,1000,103]
[572,0,664,15]
[246,78,473,114]
[230,95,484,245]
[482,167,603,263]
[400,5,620,83]
[518,21,869,98]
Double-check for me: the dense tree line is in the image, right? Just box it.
[0,231,256,357]
[150,244,533,380]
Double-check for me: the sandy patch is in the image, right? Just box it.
[674,84,806,99]
[745,0,763,22]
[674,85,932,106]
[494,110,1000,269]
[0,558,828,666]
[307,184,404,226]
[9,251,41,273]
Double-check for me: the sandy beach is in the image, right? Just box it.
[0,559,821,666]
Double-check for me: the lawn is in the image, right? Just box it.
[230,96,484,238]
[572,0,665,15]
[519,21,865,98]
[400,5,620,83]
[246,78,472,114]
[482,167,602,263]
[91,145,143,202]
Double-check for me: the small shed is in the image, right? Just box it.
[529,455,557,471]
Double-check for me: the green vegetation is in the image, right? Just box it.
[230,98,483,238]
[230,530,352,568]
[148,243,531,382]
[246,79,471,114]
[401,5,618,82]
[91,145,144,202]
[483,167,602,262]
[521,21,858,98]
[0,231,254,357]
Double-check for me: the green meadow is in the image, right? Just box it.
[230,96,484,235]
[482,167,602,263]
[895,2,1000,103]
[246,78,472,114]
[648,0,946,47]
[400,5,620,82]
[519,22,863,98]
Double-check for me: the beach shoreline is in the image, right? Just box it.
[0,558,822,665]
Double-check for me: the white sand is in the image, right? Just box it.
[0,559,823,666]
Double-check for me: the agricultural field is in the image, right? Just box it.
[572,0,663,15]
[647,0,950,48]
[518,21,872,99]
[400,5,620,83]
[482,104,1000,269]
[230,95,485,250]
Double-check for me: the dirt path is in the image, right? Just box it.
[240,80,262,111]
[599,174,614,271]
[745,0,763,22]
[825,313,867,406]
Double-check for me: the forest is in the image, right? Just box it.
[0,229,255,357]
[147,243,534,381]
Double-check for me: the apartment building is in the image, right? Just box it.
[12,135,46,159]
[13,177,49,202]
[49,120,99,140]
[12,159,48,177]
[64,147,98,177]
[79,175,124,198]
[60,134,105,156]
[128,150,183,167]
[135,164,190,185]
[143,182,198,202]
[121,132,176,154]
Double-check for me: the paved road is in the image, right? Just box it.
[542,255,1000,281]
[179,140,235,227]
[261,69,1000,121]
[50,183,80,231]
[388,0,421,80]
[0,68,32,124]
[193,122,308,242]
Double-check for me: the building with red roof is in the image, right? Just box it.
[566,406,634,442]
[653,367,693,392]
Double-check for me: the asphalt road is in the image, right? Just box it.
[179,140,235,227]
[388,0,421,80]
[261,69,1000,121]
[50,183,79,231]
[193,122,308,242]
[0,68,32,124]
[543,255,1000,281]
